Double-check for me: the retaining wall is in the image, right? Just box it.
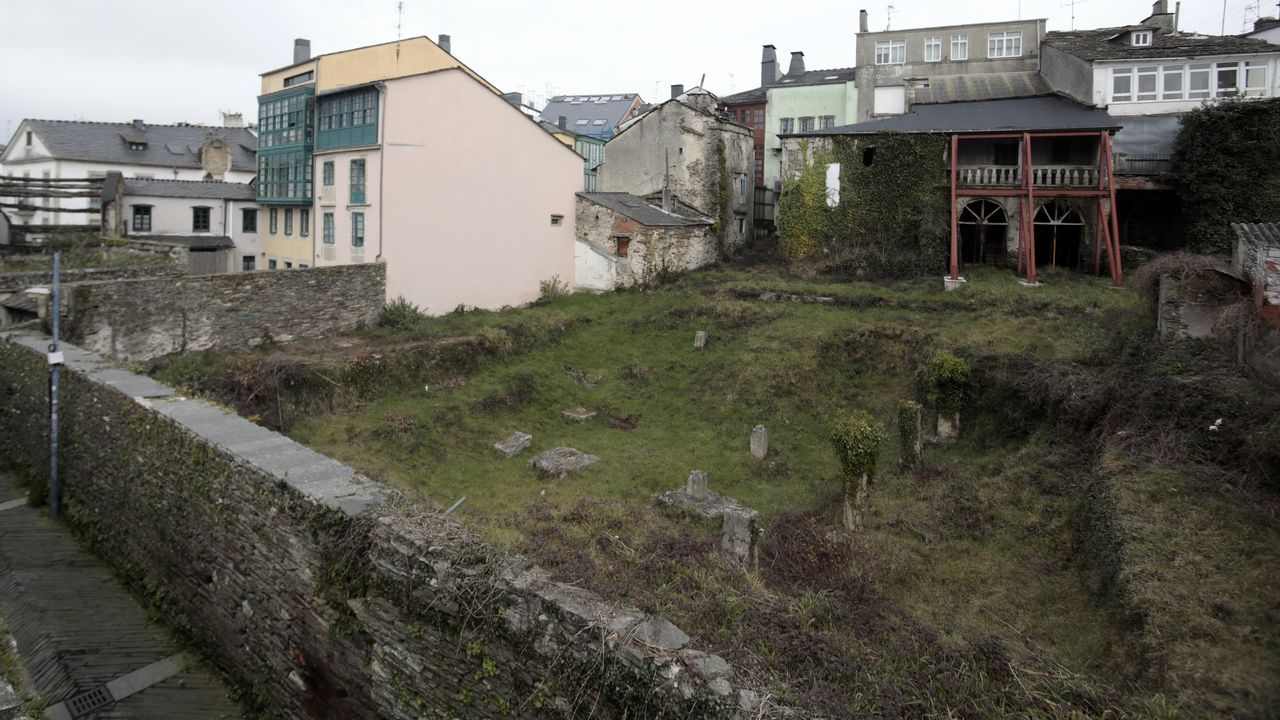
[0,331,758,719]
[60,263,385,362]
[0,264,183,291]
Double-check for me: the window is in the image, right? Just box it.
[550,214,564,226]
[269,208,278,233]
[316,87,380,149]
[614,236,630,257]
[127,142,146,151]
[299,263,308,268]
[753,109,763,126]
[1162,65,1184,99]
[1245,61,1268,96]
[779,117,794,134]
[284,208,293,235]
[951,34,969,60]
[1112,68,1134,102]
[592,119,606,125]
[349,159,366,203]
[1132,30,1152,47]
[875,40,906,65]
[323,212,335,244]
[351,212,365,247]
[987,31,1022,58]
[300,209,309,237]
[323,160,334,186]
[242,208,257,233]
[798,117,815,132]
[284,261,293,269]
[1188,63,1211,99]
[87,172,105,210]
[132,205,152,232]
[25,130,32,146]
[242,256,256,271]
[192,206,211,232]
[925,36,942,62]
[268,258,278,270]
[1217,63,1240,97]
[993,142,1019,166]
[575,119,589,126]
[1136,66,1158,101]
[819,115,836,129]
[283,70,314,87]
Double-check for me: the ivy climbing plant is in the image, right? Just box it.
[776,140,833,259]
[829,411,887,532]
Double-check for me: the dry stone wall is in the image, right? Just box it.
[59,263,385,361]
[0,331,763,719]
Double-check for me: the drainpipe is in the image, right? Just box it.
[377,82,387,262]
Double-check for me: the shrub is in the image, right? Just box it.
[923,350,970,415]
[537,275,570,303]
[829,411,888,532]
[378,297,427,329]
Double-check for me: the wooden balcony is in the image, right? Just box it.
[957,165,1101,188]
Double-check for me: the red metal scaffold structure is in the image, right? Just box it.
[948,130,1123,286]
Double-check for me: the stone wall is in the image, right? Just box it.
[60,263,385,361]
[0,332,763,719]
[0,263,184,292]
[575,197,717,289]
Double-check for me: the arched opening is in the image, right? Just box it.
[958,199,1008,266]
[1033,201,1084,270]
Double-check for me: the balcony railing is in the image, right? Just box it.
[1114,154,1172,176]
[957,165,1100,188]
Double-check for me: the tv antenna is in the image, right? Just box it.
[1060,0,1095,30]
[395,1,404,58]
[885,4,896,30]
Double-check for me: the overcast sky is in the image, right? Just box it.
[1,0,1271,143]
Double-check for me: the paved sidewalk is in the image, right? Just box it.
[0,474,240,719]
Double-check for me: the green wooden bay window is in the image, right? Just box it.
[317,87,380,150]
[350,159,366,204]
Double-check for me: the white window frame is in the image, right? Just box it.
[1111,67,1134,102]
[1161,65,1184,100]
[987,31,1023,58]
[924,36,942,62]
[951,34,969,61]
[1135,66,1159,101]
[1244,60,1269,96]
[1111,60,1271,103]
[875,40,906,65]
[1132,30,1152,47]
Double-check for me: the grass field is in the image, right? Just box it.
[154,261,1280,717]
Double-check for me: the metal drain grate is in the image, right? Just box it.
[65,685,115,717]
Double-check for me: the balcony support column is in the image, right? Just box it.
[949,134,960,281]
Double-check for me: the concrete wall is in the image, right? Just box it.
[0,332,760,719]
[261,207,314,269]
[854,18,1045,121]
[599,99,754,252]
[313,145,382,269]
[380,69,580,313]
[1039,43,1095,104]
[260,36,497,96]
[59,263,385,361]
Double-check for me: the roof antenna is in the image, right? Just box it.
[885,4,895,30]
[699,73,706,90]
[396,0,404,59]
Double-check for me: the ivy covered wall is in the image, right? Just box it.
[778,132,950,278]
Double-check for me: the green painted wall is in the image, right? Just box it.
[764,82,857,192]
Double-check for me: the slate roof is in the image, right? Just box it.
[795,95,1121,136]
[9,120,257,172]
[123,178,256,200]
[131,234,234,249]
[1043,26,1278,61]
[912,72,1052,105]
[538,94,641,139]
[578,192,713,227]
[1232,222,1280,246]
[721,87,767,105]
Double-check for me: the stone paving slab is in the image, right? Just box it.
[0,474,241,719]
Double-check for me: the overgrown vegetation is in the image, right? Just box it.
[0,233,173,272]
[1170,97,1280,252]
[150,260,1278,717]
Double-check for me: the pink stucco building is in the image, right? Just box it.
[311,67,581,312]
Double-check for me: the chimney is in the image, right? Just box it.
[131,119,145,132]
[1143,0,1174,31]
[557,116,567,130]
[788,51,806,76]
[859,9,869,33]
[293,38,310,65]
[671,84,684,99]
[1256,16,1280,32]
[438,34,451,54]
[221,112,245,128]
[502,91,522,106]
[761,44,780,87]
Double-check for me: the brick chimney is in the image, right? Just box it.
[293,38,310,64]
[131,119,145,132]
[1142,0,1175,31]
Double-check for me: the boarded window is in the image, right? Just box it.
[614,236,631,257]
